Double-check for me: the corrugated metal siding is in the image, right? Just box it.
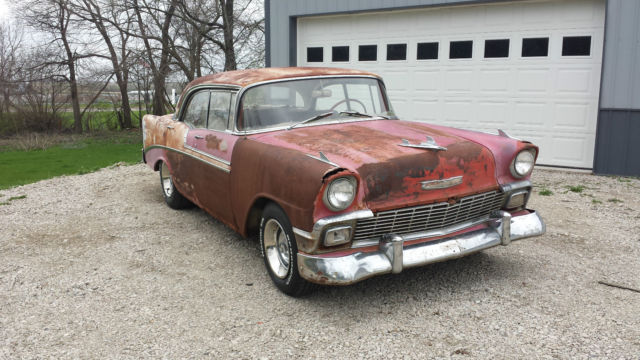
[593,110,640,176]
[267,0,514,67]
[600,0,640,109]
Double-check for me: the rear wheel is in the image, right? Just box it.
[159,161,192,209]
[260,203,313,297]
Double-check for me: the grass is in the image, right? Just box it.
[568,185,586,193]
[608,198,623,203]
[0,131,142,190]
[539,188,553,196]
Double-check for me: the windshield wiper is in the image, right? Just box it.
[339,111,389,119]
[287,111,334,130]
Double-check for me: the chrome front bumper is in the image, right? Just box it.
[297,210,545,285]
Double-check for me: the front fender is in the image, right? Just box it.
[230,138,334,251]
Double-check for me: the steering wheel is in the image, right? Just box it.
[329,98,367,112]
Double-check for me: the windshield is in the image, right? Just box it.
[237,77,394,131]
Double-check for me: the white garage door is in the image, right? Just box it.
[297,0,605,168]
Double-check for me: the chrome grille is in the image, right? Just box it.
[353,191,505,241]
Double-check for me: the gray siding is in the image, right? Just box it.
[594,110,640,176]
[600,0,640,110]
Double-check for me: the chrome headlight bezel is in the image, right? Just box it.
[510,149,537,178]
[323,176,357,212]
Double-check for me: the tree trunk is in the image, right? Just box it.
[221,0,236,71]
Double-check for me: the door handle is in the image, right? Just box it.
[167,125,174,129]
[194,135,204,139]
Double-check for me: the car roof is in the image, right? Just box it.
[184,67,381,89]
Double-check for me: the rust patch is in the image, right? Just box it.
[358,152,440,202]
[205,134,227,152]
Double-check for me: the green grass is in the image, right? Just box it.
[568,185,586,193]
[608,198,623,203]
[539,188,553,196]
[0,134,142,189]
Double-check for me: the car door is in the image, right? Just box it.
[179,88,239,228]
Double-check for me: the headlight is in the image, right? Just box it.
[323,176,356,211]
[511,149,536,178]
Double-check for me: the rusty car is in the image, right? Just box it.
[142,67,545,296]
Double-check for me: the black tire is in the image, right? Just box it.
[260,203,314,297]
[159,161,192,209]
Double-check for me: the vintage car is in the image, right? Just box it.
[142,67,545,296]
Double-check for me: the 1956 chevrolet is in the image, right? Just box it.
[142,67,545,296]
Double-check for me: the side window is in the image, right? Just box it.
[315,84,346,110]
[183,91,210,128]
[208,91,232,131]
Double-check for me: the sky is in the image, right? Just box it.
[0,0,11,22]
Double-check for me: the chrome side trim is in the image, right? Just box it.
[298,211,545,285]
[184,144,232,166]
[420,175,463,190]
[144,145,231,173]
[306,151,339,167]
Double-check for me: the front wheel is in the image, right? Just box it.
[159,161,192,209]
[260,203,313,297]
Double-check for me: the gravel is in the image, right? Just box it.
[1,164,639,359]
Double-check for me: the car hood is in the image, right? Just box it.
[251,120,499,211]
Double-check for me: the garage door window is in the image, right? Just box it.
[562,36,591,56]
[307,47,323,62]
[332,46,349,62]
[386,44,407,61]
[522,37,549,57]
[359,45,377,61]
[417,42,438,60]
[484,39,510,58]
[449,41,473,59]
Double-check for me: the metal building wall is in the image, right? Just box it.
[593,0,640,176]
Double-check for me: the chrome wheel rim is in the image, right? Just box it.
[263,219,290,279]
[160,162,173,197]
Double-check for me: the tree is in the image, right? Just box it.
[73,0,135,128]
[21,0,110,133]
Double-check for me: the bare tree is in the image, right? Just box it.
[21,0,111,133]
[73,0,135,128]
[129,0,178,115]
[0,22,24,114]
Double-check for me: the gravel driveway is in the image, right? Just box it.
[1,164,639,359]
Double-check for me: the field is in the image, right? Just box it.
[0,131,142,190]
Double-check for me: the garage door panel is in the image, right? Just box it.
[476,101,509,127]
[556,69,593,94]
[297,0,605,168]
[516,69,551,94]
[554,102,590,128]
[479,69,510,93]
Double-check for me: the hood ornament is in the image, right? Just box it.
[398,136,447,151]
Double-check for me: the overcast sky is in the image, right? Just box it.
[0,0,11,22]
